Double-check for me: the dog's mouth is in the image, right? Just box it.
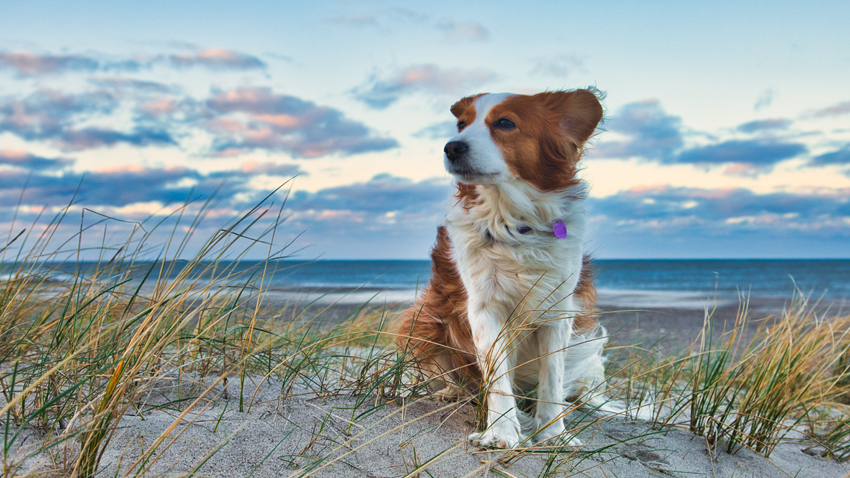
[447,166,499,183]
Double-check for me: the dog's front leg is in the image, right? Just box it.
[534,319,581,446]
[467,304,523,449]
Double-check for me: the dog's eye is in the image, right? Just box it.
[494,118,516,130]
[457,121,466,132]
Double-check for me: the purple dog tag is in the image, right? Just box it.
[552,220,567,239]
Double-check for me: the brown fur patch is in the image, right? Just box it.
[395,227,480,390]
[454,182,479,210]
[484,90,603,192]
[450,94,485,128]
[573,254,598,334]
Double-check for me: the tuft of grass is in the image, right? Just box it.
[612,294,850,459]
[0,188,450,476]
[0,188,310,476]
[812,340,850,461]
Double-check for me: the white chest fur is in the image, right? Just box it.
[444,181,586,321]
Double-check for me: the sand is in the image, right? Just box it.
[10,289,850,477]
[268,286,820,355]
[14,373,848,477]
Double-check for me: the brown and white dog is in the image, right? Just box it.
[397,89,639,449]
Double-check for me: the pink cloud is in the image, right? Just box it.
[0,51,99,76]
[814,100,850,118]
[168,49,265,70]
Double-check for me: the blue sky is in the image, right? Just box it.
[1,1,848,259]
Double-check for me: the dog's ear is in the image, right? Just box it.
[516,90,602,192]
[535,90,603,147]
[450,94,485,118]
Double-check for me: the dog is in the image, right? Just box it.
[397,89,638,449]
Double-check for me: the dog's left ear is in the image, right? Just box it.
[535,90,603,147]
[520,89,603,192]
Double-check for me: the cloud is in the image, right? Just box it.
[736,118,791,133]
[587,186,850,258]
[0,83,395,158]
[0,49,265,77]
[676,140,807,166]
[89,77,175,94]
[414,121,457,139]
[590,186,849,233]
[329,9,429,28]
[754,88,775,111]
[282,180,850,258]
[0,89,117,143]
[814,100,850,118]
[233,161,303,177]
[594,100,684,161]
[287,174,449,216]
[0,165,200,207]
[205,87,398,157]
[166,49,266,70]
[672,140,806,176]
[530,55,584,77]
[277,175,450,256]
[86,79,189,124]
[0,149,72,171]
[0,89,178,150]
[810,144,850,166]
[201,174,445,259]
[353,64,495,109]
[0,51,101,76]
[594,101,806,174]
[0,160,303,210]
[0,47,397,159]
[437,21,490,42]
[59,127,177,150]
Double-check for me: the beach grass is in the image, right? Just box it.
[612,295,850,460]
[2,195,850,476]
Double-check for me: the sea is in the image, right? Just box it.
[259,259,850,309]
[13,259,850,310]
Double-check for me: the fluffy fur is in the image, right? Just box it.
[397,89,640,449]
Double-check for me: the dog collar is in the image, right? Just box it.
[485,220,567,242]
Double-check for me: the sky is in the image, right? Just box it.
[0,0,848,260]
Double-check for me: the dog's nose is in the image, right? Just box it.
[444,141,468,162]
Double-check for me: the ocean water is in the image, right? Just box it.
[268,259,850,300]
[265,259,850,307]
[21,259,849,308]
[594,259,850,299]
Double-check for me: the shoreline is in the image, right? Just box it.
[262,286,849,356]
[261,285,849,309]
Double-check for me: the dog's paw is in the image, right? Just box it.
[468,428,521,449]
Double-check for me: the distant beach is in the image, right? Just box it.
[250,259,850,354]
[39,258,849,355]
